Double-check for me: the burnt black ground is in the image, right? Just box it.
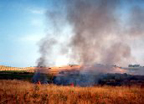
[0,71,144,86]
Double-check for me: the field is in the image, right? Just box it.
[0,65,144,104]
[0,80,144,104]
[0,65,81,74]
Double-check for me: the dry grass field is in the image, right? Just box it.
[0,65,35,72]
[0,80,144,104]
[0,65,81,74]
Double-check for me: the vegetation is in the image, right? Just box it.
[0,65,144,103]
[0,71,54,83]
[0,65,35,72]
[0,80,144,104]
[0,65,54,82]
[0,71,34,81]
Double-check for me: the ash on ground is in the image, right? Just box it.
[53,69,144,87]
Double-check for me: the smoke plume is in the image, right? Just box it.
[36,0,144,77]
[128,6,144,37]
[66,0,132,66]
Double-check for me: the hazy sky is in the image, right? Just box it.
[0,0,144,67]
[0,0,48,67]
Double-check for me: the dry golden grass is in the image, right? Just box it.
[0,65,35,72]
[0,80,144,104]
[0,65,81,75]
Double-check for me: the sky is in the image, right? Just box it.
[0,0,144,67]
[0,0,49,67]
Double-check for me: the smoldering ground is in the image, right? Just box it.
[33,0,144,85]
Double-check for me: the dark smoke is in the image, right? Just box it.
[65,0,132,66]
[37,0,144,69]
[66,0,144,67]
[34,0,144,84]
[37,38,57,67]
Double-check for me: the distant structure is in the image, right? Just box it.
[128,64,140,68]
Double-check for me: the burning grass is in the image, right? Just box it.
[0,80,144,104]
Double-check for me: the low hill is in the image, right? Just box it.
[0,65,81,75]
